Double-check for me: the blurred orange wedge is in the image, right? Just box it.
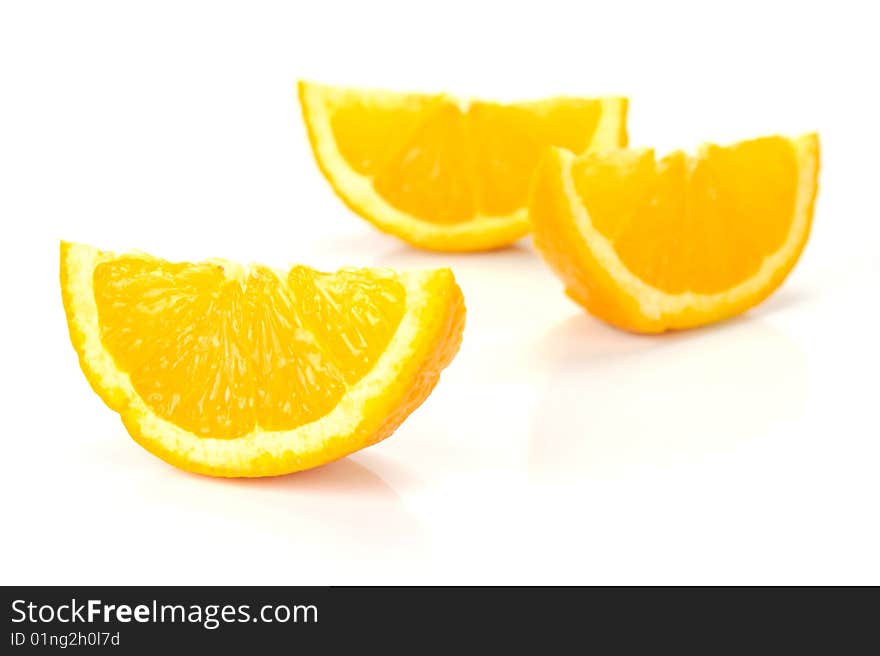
[529,134,820,333]
[299,80,628,252]
[61,241,465,476]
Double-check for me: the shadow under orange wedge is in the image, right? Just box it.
[299,80,628,252]
[60,241,465,477]
[529,134,820,333]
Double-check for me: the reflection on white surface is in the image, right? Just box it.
[162,461,422,580]
[529,314,808,481]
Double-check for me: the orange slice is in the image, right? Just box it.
[299,80,628,252]
[528,134,820,333]
[60,241,465,476]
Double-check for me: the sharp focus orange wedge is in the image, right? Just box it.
[60,241,465,477]
[299,80,628,252]
[529,134,820,333]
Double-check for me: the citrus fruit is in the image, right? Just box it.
[298,80,628,252]
[528,133,820,333]
[60,241,465,477]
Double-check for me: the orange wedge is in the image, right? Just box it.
[529,134,820,333]
[299,80,628,252]
[61,241,465,477]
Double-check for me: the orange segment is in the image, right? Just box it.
[61,241,465,476]
[299,80,628,251]
[243,266,346,433]
[374,103,477,224]
[327,89,444,176]
[529,134,820,333]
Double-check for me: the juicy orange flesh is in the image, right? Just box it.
[329,94,603,222]
[330,91,445,177]
[93,257,406,438]
[572,136,798,294]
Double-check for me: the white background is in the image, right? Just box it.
[1,1,878,584]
